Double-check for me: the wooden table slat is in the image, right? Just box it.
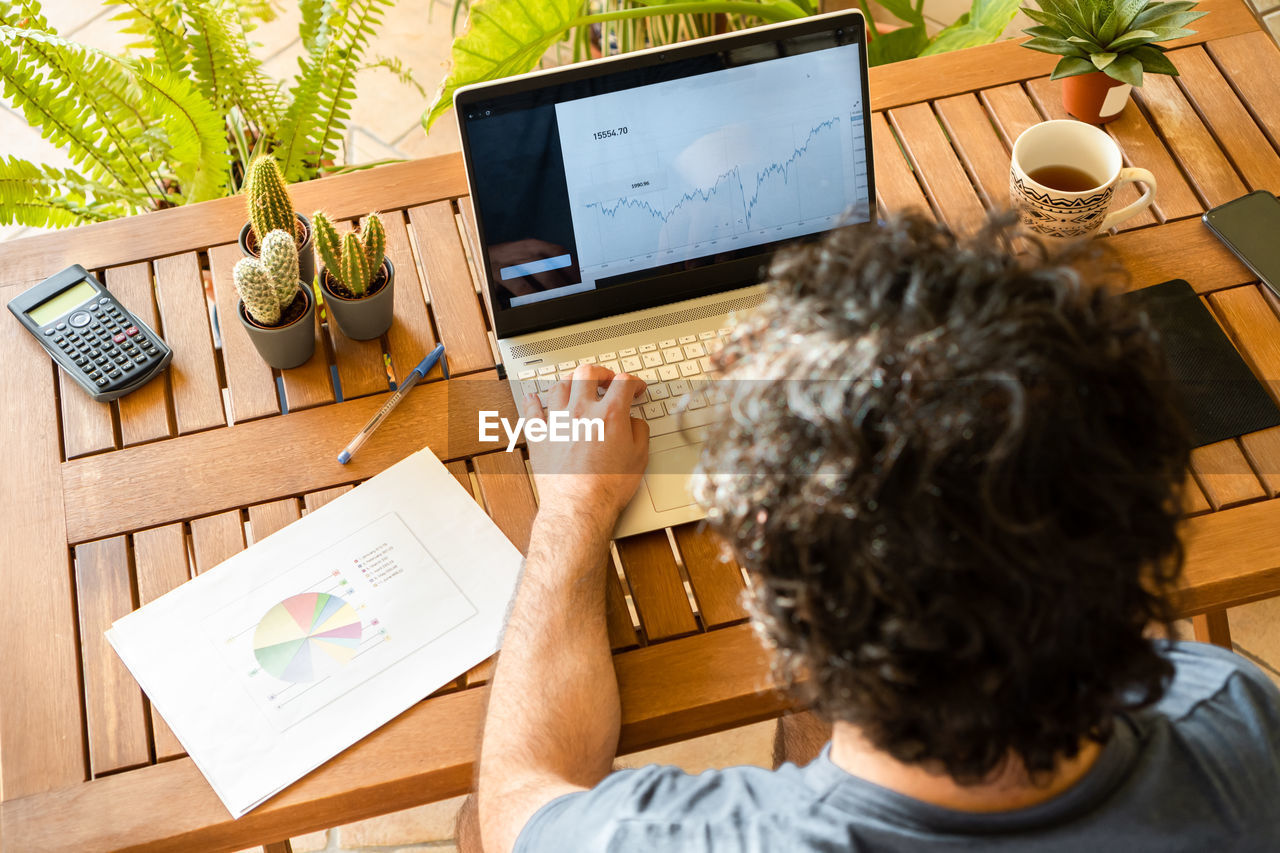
[1107,218,1257,292]
[383,210,441,387]
[207,245,282,423]
[131,523,193,761]
[978,82,1045,150]
[1206,31,1280,152]
[887,102,986,232]
[61,373,516,543]
[109,262,174,445]
[189,511,248,574]
[471,450,539,554]
[303,485,355,514]
[153,253,227,434]
[320,217,390,401]
[442,460,502,685]
[407,202,495,376]
[1133,73,1247,209]
[615,531,699,642]
[1020,80,1157,230]
[605,554,641,652]
[1169,46,1280,192]
[1178,497,1280,614]
[74,537,151,776]
[671,525,747,628]
[934,93,1015,212]
[248,499,304,543]
[869,112,931,217]
[1240,427,1280,498]
[1182,474,1213,515]
[1189,439,1267,510]
[278,291,337,412]
[0,289,87,797]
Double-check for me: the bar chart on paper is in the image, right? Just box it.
[556,43,870,283]
[204,512,477,730]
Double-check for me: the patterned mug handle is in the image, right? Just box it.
[1100,168,1157,230]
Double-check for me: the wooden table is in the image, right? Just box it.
[2,1,1279,849]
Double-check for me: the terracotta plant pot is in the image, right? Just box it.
[237,284,316,369]
[239,213,316,284]
[1062,71,1132,125]
[320,258,396,341]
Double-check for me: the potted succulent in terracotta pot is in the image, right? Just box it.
[1021,0,1206,124]
[239,156,316,283]
[233,230,316,369]
[312,210,395,341]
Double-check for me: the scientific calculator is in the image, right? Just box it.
[7,264,173,402]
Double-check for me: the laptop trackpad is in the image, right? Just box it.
[644,443,704,511]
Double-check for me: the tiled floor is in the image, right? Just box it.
[3,3,1280,851]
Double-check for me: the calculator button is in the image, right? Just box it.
[133,355,147,364]
[107,368,121,378]
[69,312,91,327]
[89,303,99,312]
[113,333,126,343]
[43,328,54,336]
[98,298,110,305]
[95,356,108,365]
[120,361,135,372]
[95,377,108,387]
[56,322,66,330]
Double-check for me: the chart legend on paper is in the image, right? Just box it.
[252,593,363,683]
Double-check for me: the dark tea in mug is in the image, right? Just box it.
[1026,165,1102,193]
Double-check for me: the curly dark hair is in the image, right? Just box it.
[696,212,1192,783]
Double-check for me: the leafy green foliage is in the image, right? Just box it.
[0,0,417,229]
[425,0,1020,130]
[1021,0,1206,85]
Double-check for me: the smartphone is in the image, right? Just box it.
[1202,190,1280,298]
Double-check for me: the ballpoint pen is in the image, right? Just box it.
[337,343,445,464]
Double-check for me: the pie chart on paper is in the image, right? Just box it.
[252,592,363,682]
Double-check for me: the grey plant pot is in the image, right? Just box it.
[237,283,316,369]
[239,212,316,284]
[321,258,395,341]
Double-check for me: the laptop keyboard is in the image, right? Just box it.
[515,328,730,438]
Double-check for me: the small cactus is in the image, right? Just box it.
[245,156,298,244]
[312,210,386,298]
[234,229,302,326]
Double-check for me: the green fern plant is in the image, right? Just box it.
[234,228,301,325]
[1020,0,1206,86]
[0,0,415,229]
[313,210,386,297]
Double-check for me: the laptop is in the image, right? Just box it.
[455,10,876,537]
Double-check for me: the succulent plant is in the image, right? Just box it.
[312,211,387,297]
[234,229,302,326]
[1021,0,1206,86]
[244,156,299,244]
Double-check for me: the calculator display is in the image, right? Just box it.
[27,279,98,326]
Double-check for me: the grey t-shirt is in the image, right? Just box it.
[517,642,1280,851]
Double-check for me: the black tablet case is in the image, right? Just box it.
[1124,279,1280,447]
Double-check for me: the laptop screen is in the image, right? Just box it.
[457,13,873,338]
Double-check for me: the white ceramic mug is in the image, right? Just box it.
[1010,120,1156,240]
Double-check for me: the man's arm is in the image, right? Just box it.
[475,365,649,853]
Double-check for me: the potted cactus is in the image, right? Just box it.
[312,211,396,340]
[233,229,317,369]
[1021,0,1206,124]
[238,156,316,283]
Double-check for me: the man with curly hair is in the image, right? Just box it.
[463,213,1280,853]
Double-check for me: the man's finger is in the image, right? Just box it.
[547,376,571,410]
[602,371,647,408]
[569,364,614,408]
[522,391,543,423]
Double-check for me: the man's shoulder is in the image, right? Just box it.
[515,760,822,852]
[1153,640,1280,726]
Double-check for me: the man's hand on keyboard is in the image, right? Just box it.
[524,364,650,527]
